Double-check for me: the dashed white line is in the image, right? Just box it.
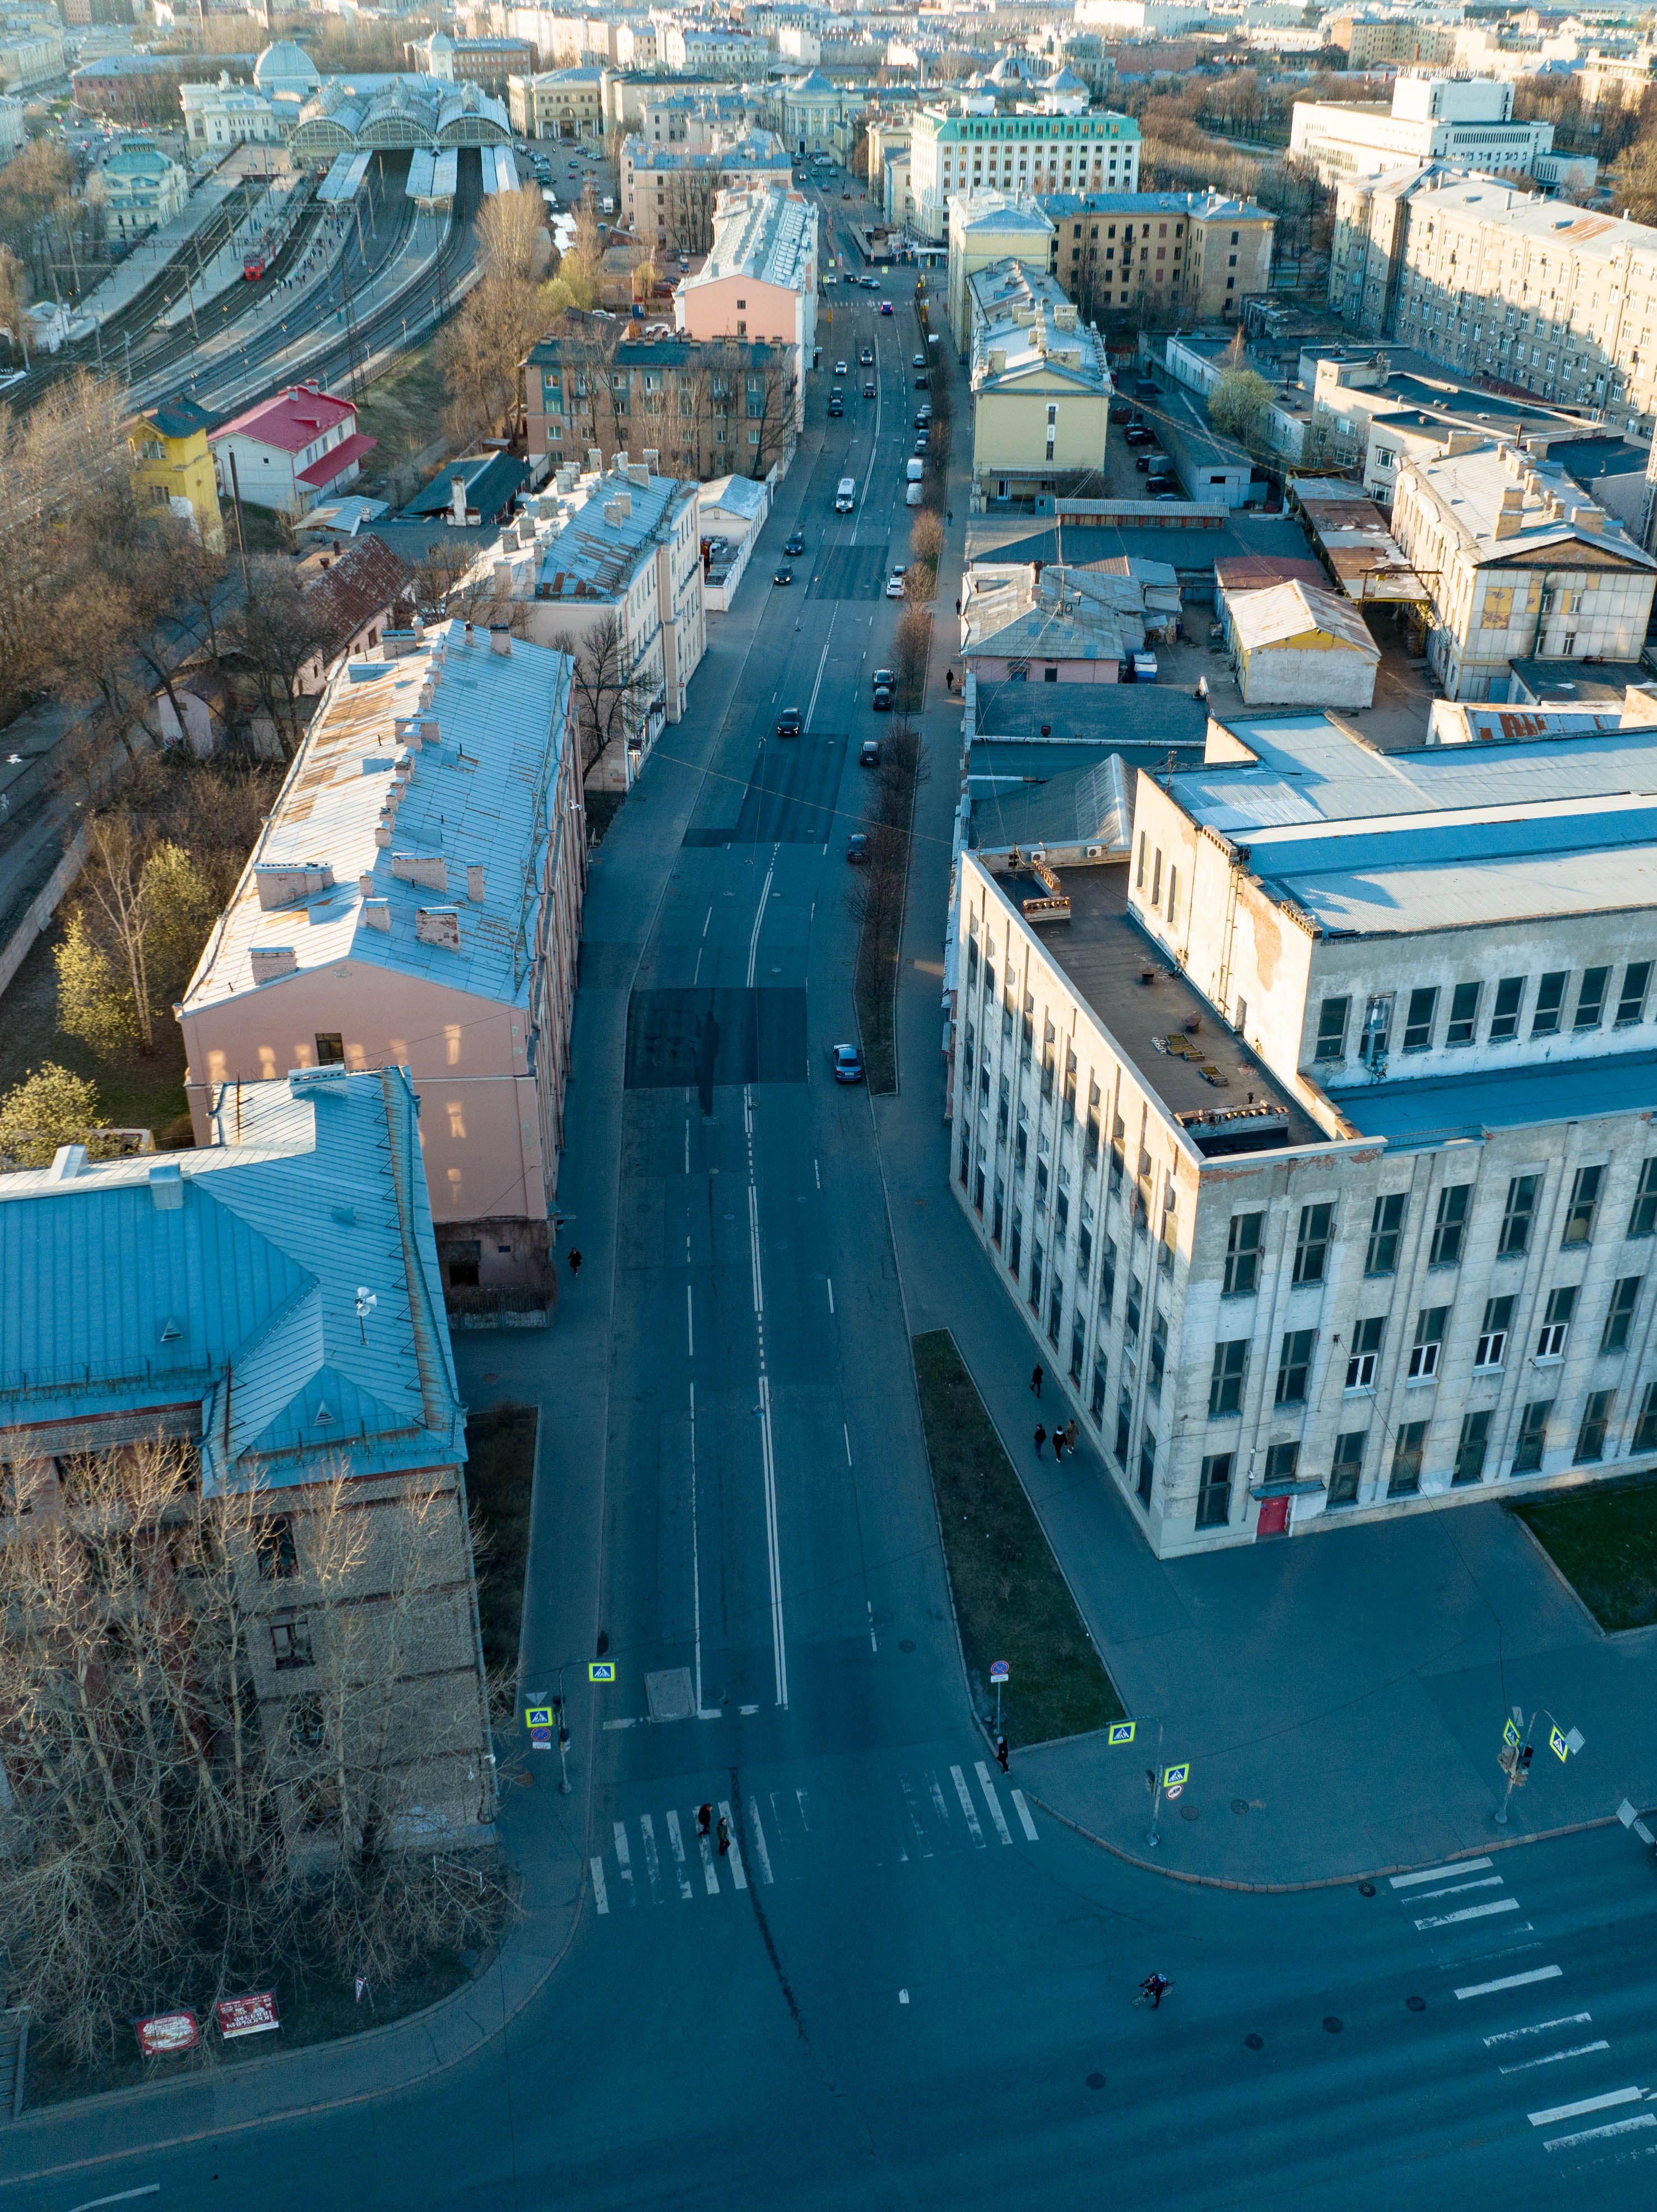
[686,1284,694,1357]
[1393,1858,1493,1889]
[1530,2086,1647,2128]
[827,1276,834,1313]
[1011,1788,1039,1842]
[974,1761,1014,1844]
[1457,1965,1562,2000]
[1543,2115,1657,2152]
[950,1764,986,1848]
[1416,1898,1521,1931]
[591,1856,610,1914]
[1501,2041,1611,2076]
[1486,2014,1594,2046]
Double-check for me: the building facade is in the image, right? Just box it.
[508,63,604,137]
[967,258,1114,501]
[1291,77,1553,189]
[128,392,224,551]
[909,99,1141,243]
[100,138,189,242]
[208,383,377,518]
[619,129,792,249]
[525,321,796,481]
[1040,189,1275,327]
[675,184,817,432]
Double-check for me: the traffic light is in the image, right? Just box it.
[1518,1743,1534,1778]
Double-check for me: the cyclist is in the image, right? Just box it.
[1139,1972,1171,2010]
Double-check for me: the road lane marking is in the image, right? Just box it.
[1409,1875,1506,1902]
[1393,1858,1492,1888]
[1486,2015,1594,2047]
[757,1368,786,1707]
[974,1762,1014,1844]
[899,1772,930,1859]
[796,1787,812,1831]
[1456,1965,1562,2000]
[718,1799,749,1889]
[1415,1898,1521,1930]
[927,1769,950,1827]
[745,853,775,989]
[1530,2087,1646,2127]
[746,1797,775,1884]
[638,1814,662,1904]
[950,1764,986,1847]
[613,1821,635,1902]
[1501,2042,1610,2075]
[804,616,837,728]
[1543,2115,1657,2152]
[827,1276,834,1313]
[591,1857,609,1914]
[1011,1789,1039,1842]
[690,1378,706,1716]
[665,1809,694,1899]
[686,1284,694,1356]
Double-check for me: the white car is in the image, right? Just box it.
[834,359,848,375]
[885,578,905,599]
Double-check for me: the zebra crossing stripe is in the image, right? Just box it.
[613,1821,635,1902]
[746,1797,775,1884]
[1010,1789,1039,1842]
[697,1823,720,1894]
[665,1809,694,1899]
[973,1762,1014,1844]
[950,1764,987,1847]
[718,1800,749,1890]
[639,1813,663,1903]
[590,1856,609,1914]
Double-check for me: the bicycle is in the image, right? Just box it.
[1132,1978,1175,2009]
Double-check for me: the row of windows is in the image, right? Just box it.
[1315,962,1653,1061]
[1222,1161,1657,1297]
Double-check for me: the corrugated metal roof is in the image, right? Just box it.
[1331,1047,1657,1143]
[1229,580,1380,658]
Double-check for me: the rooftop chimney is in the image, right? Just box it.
[466,863,486,903]
[415,905,462,950]
[363,898,391,932]
[1572,504,1605,533]
[250,946,299,983]
[148,1161,183,1212]
[587,448,602,472]
[490,623,512,655]
[47,1144,87,1182]
[628,463,649,487]
[643,448,660,470]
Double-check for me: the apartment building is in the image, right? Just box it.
[179,620,584,1305]
[661,24,768,75]
[525,321,796,481]
[1305,351,1589,504]
[1333,169,1657,434]
[967,259,1113,501]
[945,193,1056,350]
[508,63,604,138]
[1327,16,1459,68]
[1041,189,1275,326]
[1291,76,1552,188]
[0,1066,495,1847]
[1391,434,1657,699]
[950,709,1657,1556]
[908,99,1141,243]
[99,138,188,243]
[675,185,817,432]
[453,456,705,788]
[620,129,792,247]
[128,392,224,551]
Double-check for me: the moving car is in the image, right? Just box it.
[880,299,893,315]
[871,668,894,709]
[835,477,856,512]
[831,1042,866,1084]
[912,354,926,368]
[774,566,793,585]
[846,833,869,865]
[784,531,805,555]
[776,707,802,737]
[860,738,880,767]
[860,347,874,364]
[827,398,843,416]
[915,374,929,389]
[864,382,875,398]
[834,359,848,375]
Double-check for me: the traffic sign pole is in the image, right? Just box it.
[990,1658,1009,1737]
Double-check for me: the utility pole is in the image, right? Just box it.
[228,447,252,601]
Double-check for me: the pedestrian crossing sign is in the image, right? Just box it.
[1550,1726,1570,1762]
[1503,1718,1520,1748]
[525,1706,554,1730]
[588,1662,616,1683]
[1162,1763,1190,1790]
[1108,1721,1136,1745]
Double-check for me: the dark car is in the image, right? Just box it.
[1124,424,1153,446]
[1135,452,1159,472]
[776,707,802,737]
[880,300,893,315]
[827,399,843,416]
[864,382,876,397]
[846,833,869,865]
[774,566,793,585]
[871,667,894,710]
[860,737,880,767]
[915,374,929,388]
[784,531,805,555]
[860,347,874,364]
[915,434,929,454]
[914,412,930,430]
[831,1042,866,1083]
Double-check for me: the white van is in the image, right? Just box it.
[905,481,923,506]
[835,477,856,512]
[905,458,924,482]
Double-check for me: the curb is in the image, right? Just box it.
[1024,1788,1626,1894]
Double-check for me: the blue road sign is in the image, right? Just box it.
[588,1661,616,1683]
[1108,1721,1136,1745]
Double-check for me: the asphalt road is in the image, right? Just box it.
[9,185,1657,2212]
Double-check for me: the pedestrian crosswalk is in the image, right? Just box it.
[1388,1853,1656,2172]
[590,1758,1039,1916]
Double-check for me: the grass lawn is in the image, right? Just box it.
[912,1329,1123,1748]
[0,922,192,1146]
[353,333,451,505]
[1513,1476,1657,1631]
[465,1401,540,1680]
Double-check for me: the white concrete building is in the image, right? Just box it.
[907,100,1140,244]
[1291,76,1553,189]
[951,709,1657,1556]
[1391,434,1657,701]
[181,75,286,151]
[1223,578,1381,707]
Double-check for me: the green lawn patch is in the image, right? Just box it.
[466,1400,540,1679]
[0,923,192,1146]
[1513,1475,1657,1630]
[912,1329,1122,1746]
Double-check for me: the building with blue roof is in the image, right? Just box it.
[948,702,1657,1559]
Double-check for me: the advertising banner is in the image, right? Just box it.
[216,1991,280,2040]
[136,2009,199,2057]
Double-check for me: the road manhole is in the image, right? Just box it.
[1179,1803,1200,1821]
[1322,2017,1343,2035]
[1358,1881,1376,1897]
[482,1372,498,1383]
[1085,2072,1106,2090]
[1231,1799,1250,1815]
[899,1639,916,1652]
[1407,1996,1427,2013]
[1244,2034,1264,2051]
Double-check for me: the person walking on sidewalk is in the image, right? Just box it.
[1030,1363,1043,1399]
[1052,1429,1066,1464]
[568,1248,583,1279]
[1064,1419,1078,1453]
[697,1803,713,1843]
[717,1814,731,1857]
[1033,1423,1046,1459]
[996,1735,1009,1773]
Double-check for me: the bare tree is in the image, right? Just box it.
[550,613,657,775]
[232,556,329,754]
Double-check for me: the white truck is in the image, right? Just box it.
[835,476,856,513]
[905,458,923,482]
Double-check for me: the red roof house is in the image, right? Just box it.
[207,383,377,518]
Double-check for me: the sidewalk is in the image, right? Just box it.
[872,309,1657,1889]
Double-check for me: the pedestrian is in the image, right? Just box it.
[1030,1362,1043,1398]
[1064,1419,1078,1452]
[996,1735,1009,1773]
[948,509,954,523]
[568,1248,582,1277]
[717,1814,731,1856]
[946,667,954,692]
[1033,1423,1046,1459]
[697,1802,713,1842]
[1053,1429,1066,1463]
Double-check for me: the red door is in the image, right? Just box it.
[1256,1495,1290,1539]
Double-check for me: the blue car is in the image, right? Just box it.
[831,1043,865,1084]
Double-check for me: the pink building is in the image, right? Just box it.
[674,184,816,434]
[208,382,377,518]
[179,619,583,1313]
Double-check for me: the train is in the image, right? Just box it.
[242,254,267,282]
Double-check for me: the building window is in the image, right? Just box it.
[1634,1379,1657,1453]
[1345,1315,1384,1390]
[1429,1184,1470,1268]
[1264,1440,1298,1490]
[447,1239,482,1289]
[1291,1202,1332,1285]
[1531,970,1567,1037]
[271,1619,314,1670]
[1575,1389,1615,1463]
[257,1516,298,1579]
[1562,1163,1604,1247]
[1115,1387,1132,1467]
[1402,987,1438,1052]
[1453,1410,1492,1487]
[1408,1306,1448,1382]
[1091,1349,1108,1422]
[1274,1328,1315,1406]
[1209,1339,1247,1418]
[1197,1452,1232,1529]
[1617,961,1651,1026]
[1365,1193,1406,1276]
[1475,1296,1513,1370]
[1602,1275,1642,1353]
[1536,1285,1576,1360]
[1499,1174,1539,1257]
[1223,1212,1263,1296]
[1138,1425,1157,1505]
[1445,980,1480,1046]
[1575,965,1610,1030]
[314,1032,345,1066]
[1630,1159,1657,1239]
[1324,1429,1363,1507]
[1389,1421,1427,1497]
[1315,996,1349,1060]
[1489,975,1525,1041]
[1125,1274,1143,1346]
[1514,1399,1552,1472]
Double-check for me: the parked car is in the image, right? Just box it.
[784,531,805,555]
[912,354,926,368]
[831,1042,866,1083]
[1134,452,1159,472]
[915,374,929,389]
[777,707,802,737]
[1125,424,1153,447]
[915,434,929,454]
[885,577,904,598]
[774,566,793,585]
[914,412,930,430]
[846,833,869,864]
[860,737,880,767]
[871,668,894,709]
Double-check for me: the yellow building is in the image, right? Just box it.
[967,258,1114,504]
[129,394,224,553]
